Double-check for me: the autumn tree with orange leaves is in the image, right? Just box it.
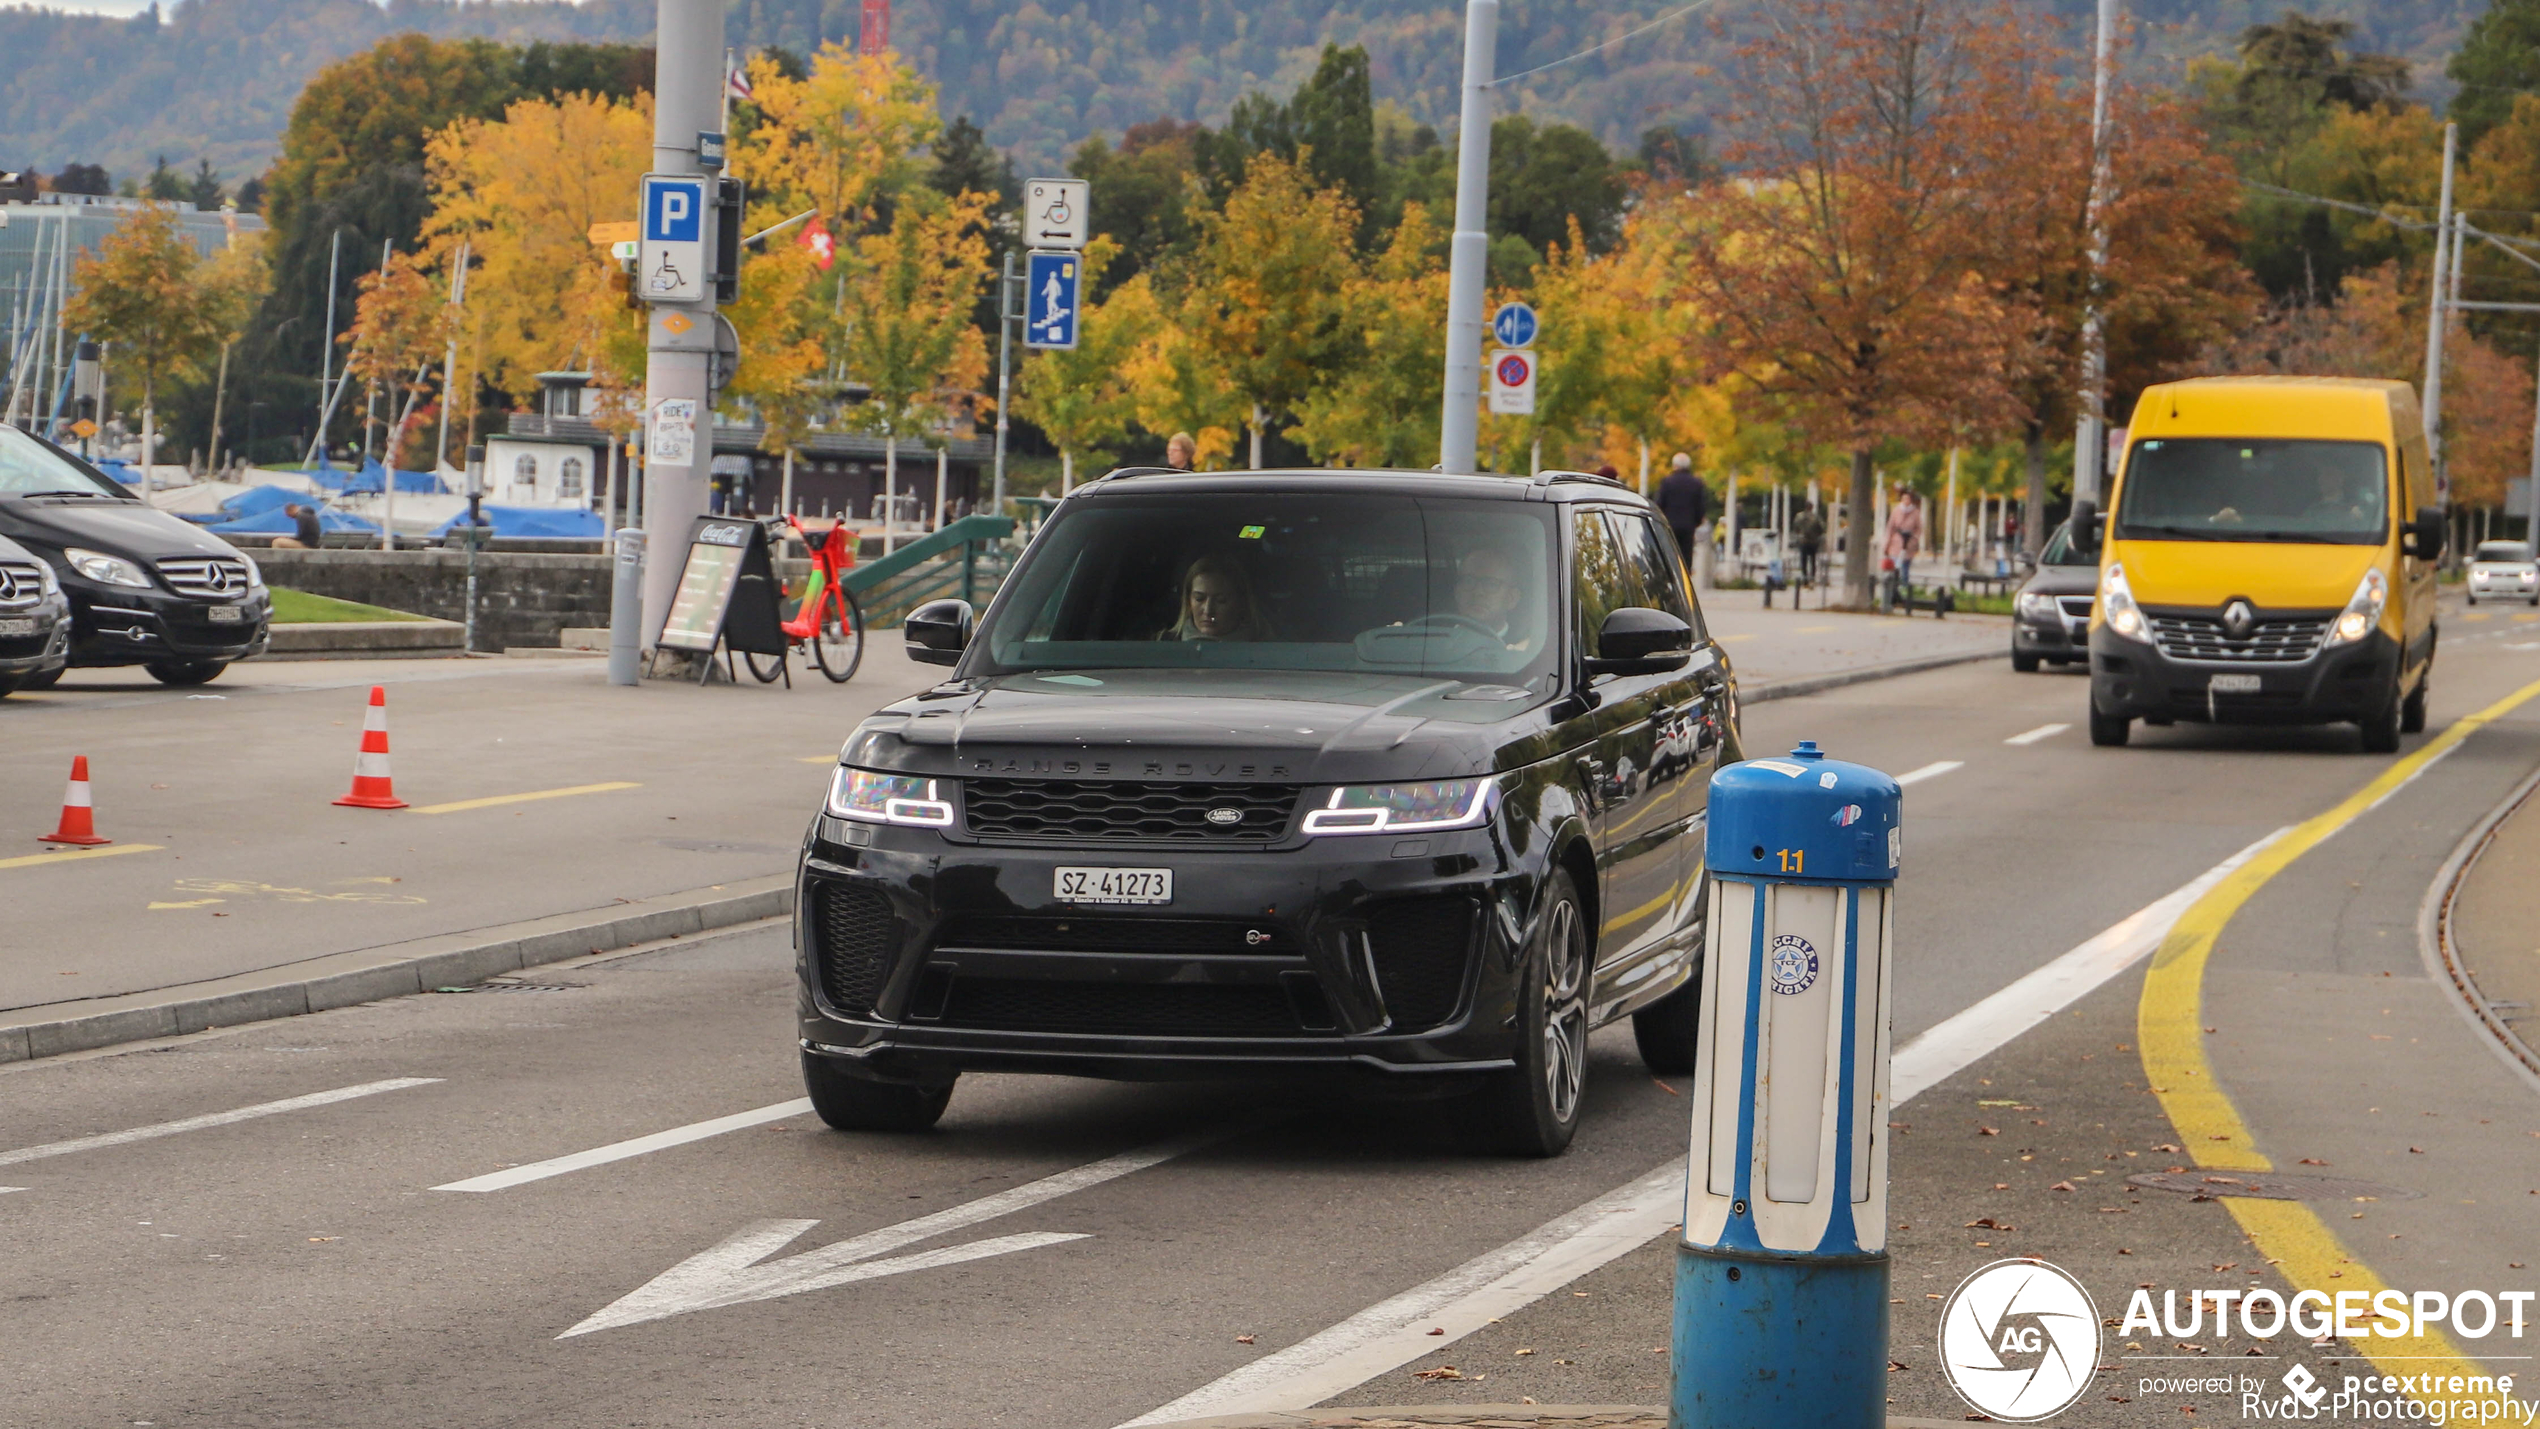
[1678,0,2037,607]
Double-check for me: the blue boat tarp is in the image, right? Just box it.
[217,483,305,520]
[93,458,143,485]
[206,504,381,536]
[435,504,604,539]
[297,459,444,495]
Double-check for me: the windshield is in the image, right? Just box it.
[2475,541,2531,563]
[974,491,1559,681]
[2114,437,2388,545]
[2038,521,2093,566]
[0,424,128,497]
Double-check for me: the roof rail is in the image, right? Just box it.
[1091,465,1183,483]
[1531,468,1630,490]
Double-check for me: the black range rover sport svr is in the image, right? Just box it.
[794,468,1741,1155]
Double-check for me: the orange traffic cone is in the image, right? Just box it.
[39,755,112,845]
[333,685,408,809]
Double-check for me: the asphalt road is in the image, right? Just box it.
[5,602,2538,1427]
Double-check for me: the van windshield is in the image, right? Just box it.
[974,492,1559,681]
[2114,438,2387,546]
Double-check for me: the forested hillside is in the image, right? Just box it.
[0,0,2478,183]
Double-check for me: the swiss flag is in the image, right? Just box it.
[800,215,835,270]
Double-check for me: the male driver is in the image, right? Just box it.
[1454,547,1533,651]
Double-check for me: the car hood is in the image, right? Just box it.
[2109,539,2378,609]
[0,496,247,562]
[2019,564,2100,597]
[850,667,1555,785]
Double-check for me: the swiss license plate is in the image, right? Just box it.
[2209,673,2262,694]
[1054,866,1172,905]
[206,605,244,624]
[0,617,33,637]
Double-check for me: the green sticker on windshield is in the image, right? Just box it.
[1239,524,1265,539]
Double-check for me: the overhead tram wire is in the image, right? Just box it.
[1483,0,1727,89]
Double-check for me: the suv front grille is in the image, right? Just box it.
[812,882,898,1015]
[2148,612,2328,663]
[1365,897,1474,1032]
[939,977,1301,1035]
[935,915,1289,955]
[961,779,1298,842]
[154,556,253,600]
[0,561,43,607]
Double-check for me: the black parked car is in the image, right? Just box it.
[794,468,1741,1155]
[2010,520,2099,673]
[0,424,269,686]
[0,529,72,695]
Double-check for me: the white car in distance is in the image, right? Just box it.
[2467,540,2539,607]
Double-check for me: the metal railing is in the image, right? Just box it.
[839,514,1017,627]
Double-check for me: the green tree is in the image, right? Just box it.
[1012,242,1160,488]
[1292,203,1449,468]
[62,205,229,474]
[185,158,224,211]
[1069,120,1202,289]
[1488,116,1627,261]
[2450,0,2540,148]
[143,156,184,202]
[837,194,991,531]
[1182,153,1362,466]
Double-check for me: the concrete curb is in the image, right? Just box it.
[0,874,790,1065]
[1744,646,2006,704]
[1129,1409,1962,1428]
[262,619,465,661]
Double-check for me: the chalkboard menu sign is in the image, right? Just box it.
[656,515,788,667]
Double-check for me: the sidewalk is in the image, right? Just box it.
[1701,598,2008,692]
[2434,771,2540,1078]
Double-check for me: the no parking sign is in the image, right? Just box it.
[1489,349,1537,415]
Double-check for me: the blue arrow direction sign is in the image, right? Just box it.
[1025,250,1080,351]
[1491,301,1538,349]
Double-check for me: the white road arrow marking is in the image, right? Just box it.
[561,1222,1087,1337]
[561,1120,1263,1338]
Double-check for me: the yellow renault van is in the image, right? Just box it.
[2078,377,2442,752]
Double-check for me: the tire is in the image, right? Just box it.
[2088,698,2131,747]
[2359,678,2404,754]
[744,649,787,683]
[0,673,21,697]
[145,660,227,686]
[2011,649,2041,673]
[1465,867,1590,1157]
[2400,672,2429,736]
[813,588,864,684]
[801,1052,953,1132]
[1631,965,1702,1076]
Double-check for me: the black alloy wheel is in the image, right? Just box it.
[801,1051,953,1132]
[1467,867,1590,1157]
[813,589,864,684]
[145,660,227,686]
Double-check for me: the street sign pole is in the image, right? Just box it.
[1437,0,1499,475]
[635,0,726,660]
[993,249,1015,516]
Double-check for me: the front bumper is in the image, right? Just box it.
[2013,611,2088,659]
[2469,570,2537,599]
[0,594,72,675]
[2089,624,2398,725]
[64,584,269,667]
[795,815,1535,1088]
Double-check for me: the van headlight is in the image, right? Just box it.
[2099,563,2147,641]
[1302,777,1497,836]
[2324,567,2389,648]
[825,767,955,827]
[64,547,151,589]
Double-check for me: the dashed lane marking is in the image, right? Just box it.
[1119,836,2285,1426]
[1896,759,1963,785]
[434,1099,815,1192]
[0,1078,441,1169]
[2139,675,2540,1413]
[2004,722,2069,745]
[0,845,163,872]
[412,782,640,815]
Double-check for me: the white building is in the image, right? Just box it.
[480,372,601,509]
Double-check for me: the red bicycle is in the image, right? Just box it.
[746,515,865,684]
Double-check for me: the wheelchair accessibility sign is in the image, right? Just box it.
[641,173,708,303]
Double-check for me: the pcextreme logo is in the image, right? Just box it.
[1939,1258,2103,1422]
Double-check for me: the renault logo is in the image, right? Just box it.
[1205,807,1243,826]
[2222,599,2256,639]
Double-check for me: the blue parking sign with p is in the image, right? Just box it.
[645,175,704,242]
[1025,250,1080,351]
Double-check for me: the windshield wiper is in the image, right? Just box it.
[16,488,119,498]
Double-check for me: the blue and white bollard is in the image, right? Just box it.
[1671,739,1900,1429]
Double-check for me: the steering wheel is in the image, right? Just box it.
[1402,612,1503,639]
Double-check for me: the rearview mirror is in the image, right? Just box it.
[1587,606,1692,676]
[2403,506,2446,561]
[904,598,973,666]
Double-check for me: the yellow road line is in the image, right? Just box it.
[412,782,640,816]
[2138,676,2540,1403]
[0,844,163,871]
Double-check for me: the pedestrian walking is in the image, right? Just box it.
[1656,451,1709,571]
[1791,504,1825,586]
[1883,488,1923,598]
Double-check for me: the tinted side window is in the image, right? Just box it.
[1615,511,1704,638]
[1573,508,1634,649]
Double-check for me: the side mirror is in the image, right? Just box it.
[2403,506,2446,561]
[1587,606,1692,676]
[904,598,973,666]
[2070,500,2100,554]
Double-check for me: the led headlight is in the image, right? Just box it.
[64,547,150,589]
[1301,777,1496,836]
[825,767,955,827]
[2015,591,2056,620]
[2324,566,2388,648]
[2098,563,2147,641]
